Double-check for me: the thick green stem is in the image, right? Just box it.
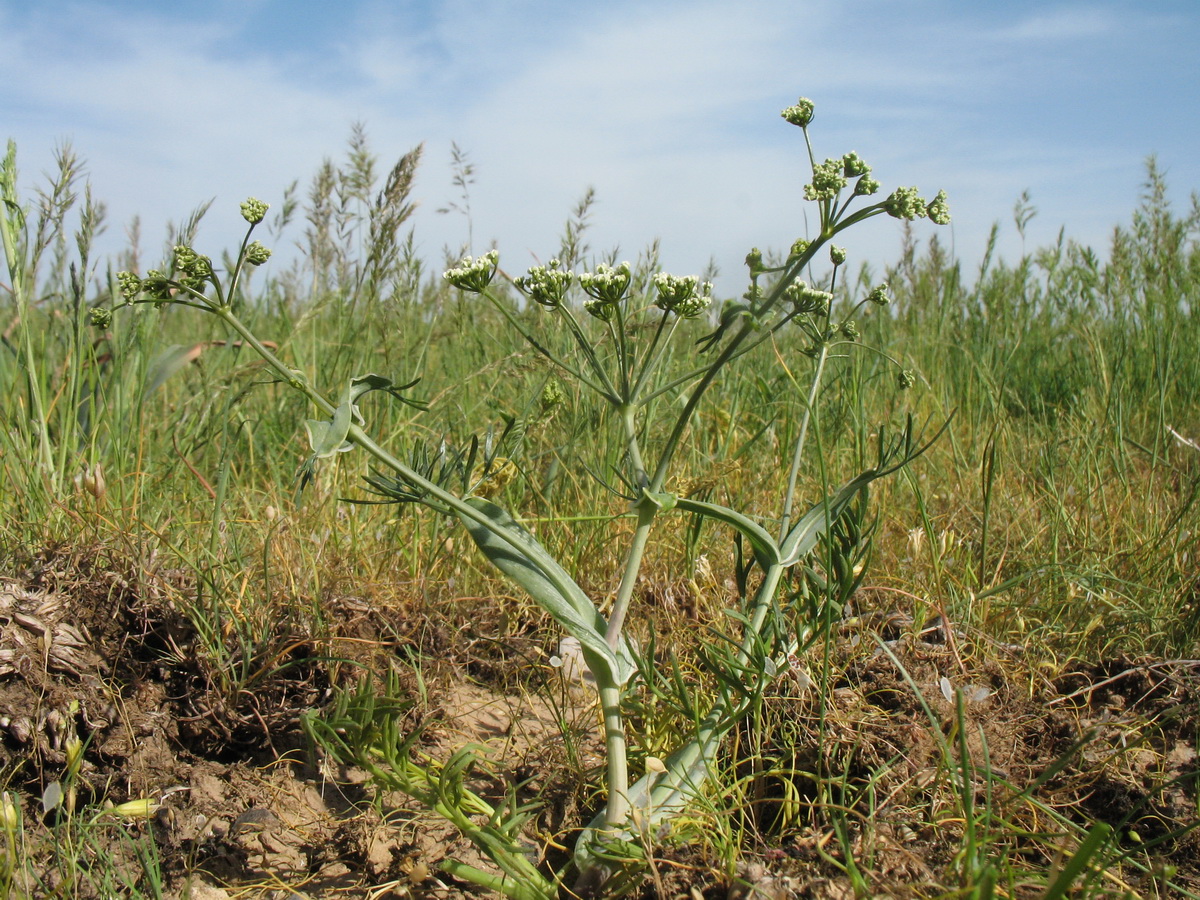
[595,494,657,830]
[778,341,830,540]
[212,305,336,415]
[620,404,648,485]
[604,403,653,647]
[597,682,629,827]
[605,499,655,649]
[741,563,785,662]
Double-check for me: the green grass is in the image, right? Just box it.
[1,127,1198,897]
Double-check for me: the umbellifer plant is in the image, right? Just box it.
[95,97,950,898]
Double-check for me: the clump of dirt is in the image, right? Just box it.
[0,547,1196,899]
[0,546,595,898]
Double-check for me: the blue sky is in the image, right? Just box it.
[2,0,1197,296]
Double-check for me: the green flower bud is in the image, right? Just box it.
[804,158,848,202]
[867,283,890,305]
[443,249,500,293]
[884,186,928,220]
[116,271,142,301]
[173,244,197,269]
[926,189,951,225]
[842,152,870,177]
[240,197,269,225]
[583,297,615,321]
[89,307,112,328]
[898,369,916,390]
[578,262,633,304]
[745,247,764,275]
[1,793,18,832]
[65,736,83,776]
[540,378,566,410]
[830,245,847,265]
[175,246,214,281]
[653,272,713,318]
[785,281,833,315]
[141,270,173,303]
[515,258,573,309]
[789,238,811,260]
[840,320,860,341]
[245,241,272,266]
[854,175,881,197]
[780,97,815,128]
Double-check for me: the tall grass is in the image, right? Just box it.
[1,128,1198,896]
[3,133,1198,666]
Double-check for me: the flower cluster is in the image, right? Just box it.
[804,158,848,202]
[515,259,573,309]
[140,269,173,303]
[443,249,499,293]
[830,245,847,265]
[240,197,269,225]
[785,280,833,316]
[854,175,882,197]
[653,273,713,318]
[881,186,951,224]
[789,238,811,261]
[884,186,928,220]
[745,247,765,276]
[581,298,611,321]
[245,241,272,266]
[578,262,632,304]
[116,270,142,301]
[540,378,566,410]
[579,262,632,319]
[173,244,214,289]
[89,307,112,328]
[781,97,815,128]
[867,283,890,306]
[841,152,870,177]
[926,190,951,226]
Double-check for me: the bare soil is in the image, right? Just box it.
[0,548,1196,898]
